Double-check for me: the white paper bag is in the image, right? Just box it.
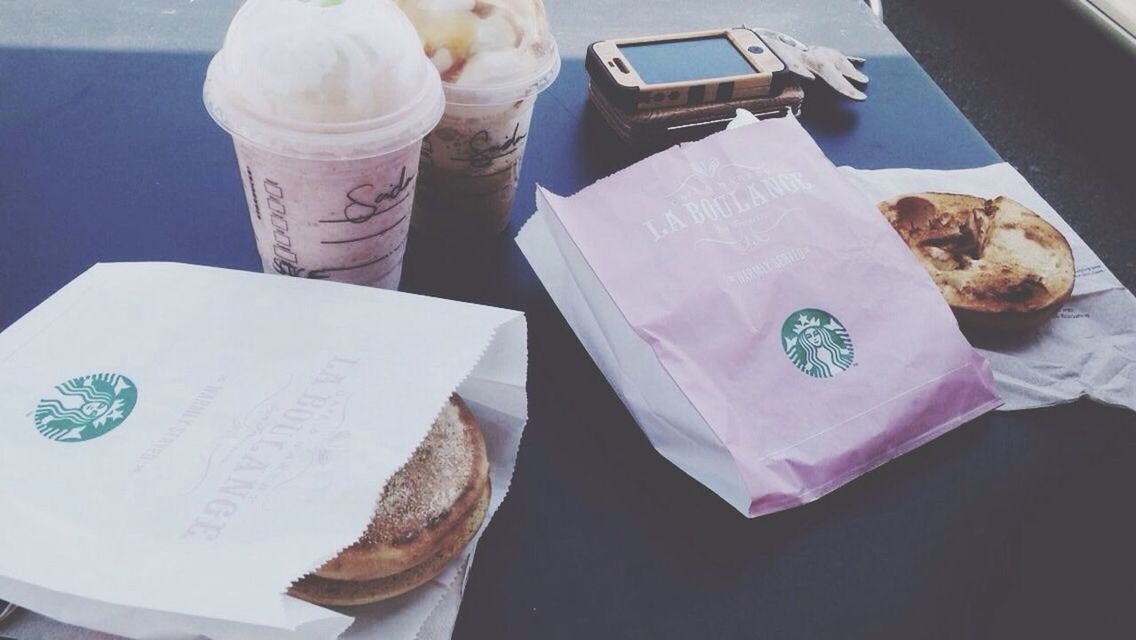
[0,262,528,639]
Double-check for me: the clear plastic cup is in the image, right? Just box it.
[398,0,560,238]
[203,0,445,289]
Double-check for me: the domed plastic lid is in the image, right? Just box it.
[396,0,561,106]
[203,0,445,159]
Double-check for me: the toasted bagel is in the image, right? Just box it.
[877,192,1075,331]
[314,395,489,581]
[289,481,489,606]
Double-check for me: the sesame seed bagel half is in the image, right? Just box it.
[313,394,489,581]
[289,480,490,606]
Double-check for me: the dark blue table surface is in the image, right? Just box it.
[2,42,1134,639]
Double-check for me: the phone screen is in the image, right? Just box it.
[617,35,756,85]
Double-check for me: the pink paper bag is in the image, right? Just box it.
[518,115,1001,516]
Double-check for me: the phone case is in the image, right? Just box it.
[587,80,804,150]
[585,30,788,112]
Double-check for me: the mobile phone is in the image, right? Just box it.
[586,28,787,112]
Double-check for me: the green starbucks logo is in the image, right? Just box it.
[781,309,855,378]
[34,373,137,442]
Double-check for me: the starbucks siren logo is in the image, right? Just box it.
[781,309,854,378]
[34,373,137,442]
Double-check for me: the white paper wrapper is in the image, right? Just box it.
[839,163,1136,411]
[0,262,527,639]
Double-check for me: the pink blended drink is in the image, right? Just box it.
[203,0,445,288]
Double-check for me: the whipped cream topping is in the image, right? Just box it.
[217,0,436,125]
[397,0,555,86]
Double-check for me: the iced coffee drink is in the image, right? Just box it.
[397,0,560,237]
